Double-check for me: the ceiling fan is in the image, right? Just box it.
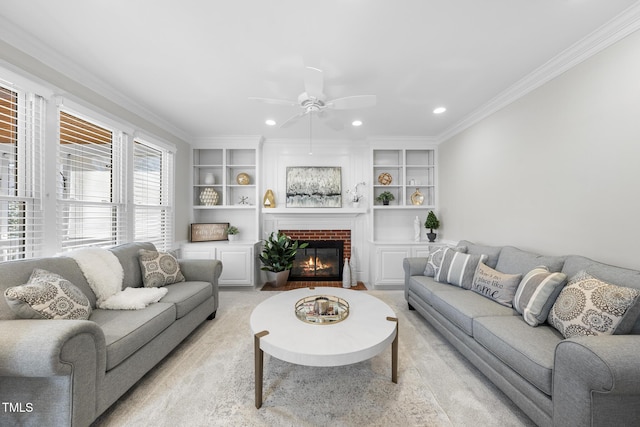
[249,66,376,131]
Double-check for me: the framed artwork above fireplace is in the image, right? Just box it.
[285,166,342,208]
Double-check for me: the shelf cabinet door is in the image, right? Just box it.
[374,246,411,288]
[217,246,253,286]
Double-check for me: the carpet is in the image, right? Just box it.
[261,281,367,291]
[92,290,535,427]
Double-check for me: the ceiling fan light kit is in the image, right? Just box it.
[250,66,377,131]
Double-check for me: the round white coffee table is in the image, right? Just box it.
[250,287,398,408]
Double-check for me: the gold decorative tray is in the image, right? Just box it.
[295,295,350,325]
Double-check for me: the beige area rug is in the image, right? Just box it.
[92,290,535,427]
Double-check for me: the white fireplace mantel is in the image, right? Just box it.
[261,207,367,216]
[261,207,367,236]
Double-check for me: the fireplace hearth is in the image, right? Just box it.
[290,240,344,281]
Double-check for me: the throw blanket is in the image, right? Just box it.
[66,248,167,310]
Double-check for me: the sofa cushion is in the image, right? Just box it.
[495,246,565,276]
[513,267,567,327]
[160,281,213,319]
[471,262,522,307]
[424,245,466,277]
[138,249,186,288]
[562,256,640,334]
[458,240,502,269]
[548,271,640,338]
[90,302,176,370]
[109,242,156,288]
[435,249,487,289]
[4,269,92,320]
[409,275,466,305]
[429,289,516,336]
[474,316,563,396]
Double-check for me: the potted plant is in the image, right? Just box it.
[226,225,239,242]
[424,211,440,242]
[376,191,395,205]
[259,232,309,287]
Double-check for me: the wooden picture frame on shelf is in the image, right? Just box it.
[189,223,229,242]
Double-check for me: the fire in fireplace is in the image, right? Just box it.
[290,240,344,281]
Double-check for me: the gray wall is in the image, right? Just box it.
[439,29,640,270]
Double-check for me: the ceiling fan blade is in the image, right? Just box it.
[280,111,307,128]
[248,97,297,107]
[326,95,377,110]
[304,67,324,98]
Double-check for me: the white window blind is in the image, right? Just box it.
[0,85,44,260]
[133,139,174,251]
[57,110,125,251]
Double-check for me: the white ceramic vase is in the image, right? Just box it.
[342,257,351,288]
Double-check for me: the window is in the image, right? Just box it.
[133,139,174,251]
[57,110,125,251]
[0,84,44,260]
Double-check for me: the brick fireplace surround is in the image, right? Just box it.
[279,229,351,259]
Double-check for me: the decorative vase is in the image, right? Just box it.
[414,216,421,242]
[199,188,219,206]
[342,258,351,288]
[266,270,289,287]
[352,201,360,209]
[263,189,276,208]
[204,172,215,185]
[350,256,357,287]
[427,232,437,242]
[411,188,425,205]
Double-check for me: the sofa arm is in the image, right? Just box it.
[179,259,222,287]
[0,319,106,377]
[553,335,640,427]
[403,257,428,301]
[0,319,106,426]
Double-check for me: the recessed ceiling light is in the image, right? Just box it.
[265,119,276,126]
[352,120,363,127]
[433,107,447,115]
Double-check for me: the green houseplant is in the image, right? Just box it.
[376,191,395,205]
[226,225,239,242]
[424,211,440,242]
[259,232,309,287]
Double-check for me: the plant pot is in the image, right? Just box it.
[427,232,437,242]
[228,234,238,242]
[382,201,390,206]
[266,270,290,287]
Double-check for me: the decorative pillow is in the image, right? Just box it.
[422,246,462,277]
[4,269,92,320]
[513,266,567,326]
[138,249,185,288]
[548,271,640,338]
[435,248,487,289]
[471,262,522,307]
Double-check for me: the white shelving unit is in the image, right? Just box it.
[182,138,262,287]
[369,144,439,288]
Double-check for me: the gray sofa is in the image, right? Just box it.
[404,240,640,427]
[0,242,222,427]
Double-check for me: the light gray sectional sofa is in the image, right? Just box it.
[0,242,222,427]
[404,240,640,427]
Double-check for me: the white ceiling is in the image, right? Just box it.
[1,0,638,142]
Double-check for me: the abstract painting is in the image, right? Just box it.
[286,167,342,208]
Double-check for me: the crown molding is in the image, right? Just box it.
[436,2,640,144]
[0,16,193,144]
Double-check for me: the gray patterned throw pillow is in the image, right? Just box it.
[4,269,92,320]
[138,249,185,287]
[471,262,522,307]
[548,271,640,338]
